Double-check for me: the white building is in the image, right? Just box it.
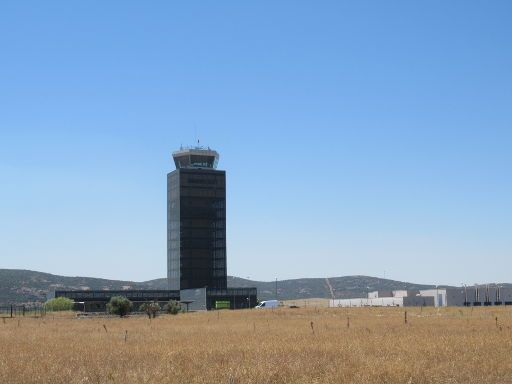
[330,297,404,308]
[329,286,512,308]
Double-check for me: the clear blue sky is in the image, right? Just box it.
[1,1,511,285]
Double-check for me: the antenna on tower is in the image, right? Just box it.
[194,123,199,148]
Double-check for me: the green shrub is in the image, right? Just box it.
[107,296,133,317]
[140,301,161,318]
[164,300,181,315]
[45,297,74,311]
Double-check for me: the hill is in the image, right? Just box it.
[227,276,441,300]
[0,269,463,304]
[0,269,151,305]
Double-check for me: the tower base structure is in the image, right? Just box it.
[54,288,257,312]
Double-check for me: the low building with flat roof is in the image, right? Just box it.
[329,286,512,308]
[55,290,180,312]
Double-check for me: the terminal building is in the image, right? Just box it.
[56,146,257,311]
[56,290,180,312]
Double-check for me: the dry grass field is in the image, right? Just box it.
[2,306,512,383]
[282,298,330,308]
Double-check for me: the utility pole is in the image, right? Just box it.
[275,278,278,300]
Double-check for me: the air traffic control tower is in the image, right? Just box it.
[167,146,227,291]
[55,145,256,311]
[167,146,256,310]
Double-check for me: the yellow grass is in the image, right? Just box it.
[282,298,330,308]
[2,306,512,383]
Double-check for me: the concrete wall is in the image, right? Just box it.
[501,288,512,304]
[403,296,435,307]
[332,287,512,308]
[419,289,447,307]
[458,286,512,306]
[445,288,466,306]
[437,287,512,306]
[330,297,403,308]
[368,289,410,299]
[366,290,405,299]
[393,290,409,298]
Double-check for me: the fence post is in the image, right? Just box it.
[23,306,25,317]
[10,305,13,318]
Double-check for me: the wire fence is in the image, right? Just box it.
[0,304,46,318]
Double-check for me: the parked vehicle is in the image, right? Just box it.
[255,300,279,309]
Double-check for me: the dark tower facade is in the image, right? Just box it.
[167,147,227,291]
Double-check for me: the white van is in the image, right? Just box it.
[255,300,279,309]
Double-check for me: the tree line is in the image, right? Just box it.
[44,296,182,317]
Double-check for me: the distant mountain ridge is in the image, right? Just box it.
[0,268,485,305]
